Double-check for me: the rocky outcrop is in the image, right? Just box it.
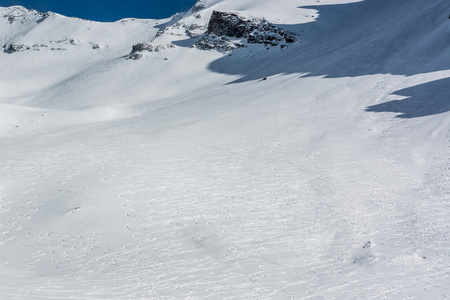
[207,11,251,38]
[127,42,175,60]
[127,9,298,59]
[3,38,76,53]
[185,23,207,38]
[3,44,29,53]
[205,11,296,47]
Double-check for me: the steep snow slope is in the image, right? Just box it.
[1,0,449,299]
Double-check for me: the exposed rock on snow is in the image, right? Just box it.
[195,34,246,52]
[1,6,161,57]
[127,42,175,60]
[3,43,29,53]
[204,11,297,48]
[185,23,208,38]
[128,9,298,58]
[191,0,206,14]
[207,11,252,38]
[3,38,76,53]
[155,22,207,39]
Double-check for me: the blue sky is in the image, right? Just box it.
[1,0,197,21]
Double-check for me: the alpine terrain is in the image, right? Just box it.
[0,0,449,298]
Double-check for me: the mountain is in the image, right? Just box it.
[1,0,450,298]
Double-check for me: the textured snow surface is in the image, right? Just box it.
[1,0,450,299]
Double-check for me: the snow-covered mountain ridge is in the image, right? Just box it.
[2,2,300,60]
[129,10,298,59]
[1,0,450,298]
[1,5,160,55]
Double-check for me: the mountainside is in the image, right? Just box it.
[1,0,450,298]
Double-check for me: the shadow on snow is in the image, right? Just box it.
[366,77,450,118]
[204,0,450,118]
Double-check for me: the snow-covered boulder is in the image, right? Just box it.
[194,34,246,52]
[127,42,175,60]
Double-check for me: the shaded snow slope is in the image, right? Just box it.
[1,0,449,299]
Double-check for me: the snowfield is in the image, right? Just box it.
[0,0,449,298]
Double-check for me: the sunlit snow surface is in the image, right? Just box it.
[1,0,450,298]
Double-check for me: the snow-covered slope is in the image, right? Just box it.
[1,0,449,298]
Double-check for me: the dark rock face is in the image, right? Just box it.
[205,11,297,48]
[207,11,251,38]
[130,43,152,54]
[127,43,152,60]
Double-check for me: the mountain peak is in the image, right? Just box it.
[1,5,50,24]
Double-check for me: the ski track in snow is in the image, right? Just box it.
[0,74,449,299]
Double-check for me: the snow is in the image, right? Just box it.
[1,0,450,298]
